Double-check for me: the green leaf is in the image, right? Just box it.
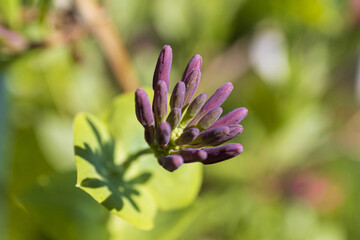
[74,113,157,230]
[108,90,202,210]
[74,90,203,229]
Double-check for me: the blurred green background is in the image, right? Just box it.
[1,0,360,239]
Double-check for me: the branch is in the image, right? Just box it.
[75,0,140,92]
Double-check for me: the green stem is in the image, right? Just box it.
[122,148,153,170]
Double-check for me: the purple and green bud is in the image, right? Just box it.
[228,124,244,136]
[144,127,155,146]
[175,128,200,145]
[156,121,171,149]
[135,45,247,172]
[153,80,168,123]
[135,88,155,128]
[183,70,201,108]
[180,148,207,163]
[188,82,233,127]
[180,93,207,127]
[201,143,243,164]
[196,107,223,130]
[191,126,230,146]
[153,45,172,90]
[166,108,182,130]
[158,155,184,172]
[206,124,243,146]
[208,107,248,130]
[170,81,186,109]
[181,54,202,84]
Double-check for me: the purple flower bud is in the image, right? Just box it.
[192,126,230,146]
[166,108,182,129]
[180,148,207,163]
[208,107,248,130]
[188,82,233,127]
[175,128,200,145]
[153,80,168,123]
[170,81,186,109]
[186,93,207,116]
[153,45,172,89]
[183,70,201,108]
[196,107,223,130]
[206,124,243,146]
[156,121,171,149]
[181,54,202,83]
[135,88,155,128]
[135,45,247,170]
[228,124,244,135]
[144,127,155,146]
[159,155,184,172]
[201,143,243,164]
[180,93,207,127]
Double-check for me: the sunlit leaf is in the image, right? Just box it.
[108,90,203,210]
[74,113,157,230]
[74,90,202,229]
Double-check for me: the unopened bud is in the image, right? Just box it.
[153,45,172,89]
[166,108,182,129]
[153,80,168,123]
[180,148,207,163]
[208,107,248,130]
[207,124,243,146]
[201,143,243,164]
[181,54,202,84]
[183,70,201,108]
[170,81,186,109]
[180,93,207,127]
[159,155,184,172]
[156,121,171,149]
[135,88,154,128]
[192,126,230,146]
[175,128,200,145]
[144,127,155,146]
[188,82,233,127]
[196,107,223,130]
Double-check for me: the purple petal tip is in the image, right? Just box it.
[181,54,203,84]
[153,45,173,89]
[135,88,154,128]
[201,143,243,164]
[208,107,248,130]
[156,121,171,149]
[160,155,184,172]
[180,148,208,163]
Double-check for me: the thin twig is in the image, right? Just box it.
[75,0,139,92]
[123,148,153,170]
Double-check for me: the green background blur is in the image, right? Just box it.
[1,0,360,239]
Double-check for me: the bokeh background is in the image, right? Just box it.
[1,0,360,239]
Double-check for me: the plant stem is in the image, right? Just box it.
[75,0,140,92]
[122,148,153,170]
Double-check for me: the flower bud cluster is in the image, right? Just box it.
[135,45,248,172]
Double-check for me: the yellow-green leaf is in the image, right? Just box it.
[74,113,157,230]
[73,90,202,229]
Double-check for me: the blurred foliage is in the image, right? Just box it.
[1,0,360,239]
